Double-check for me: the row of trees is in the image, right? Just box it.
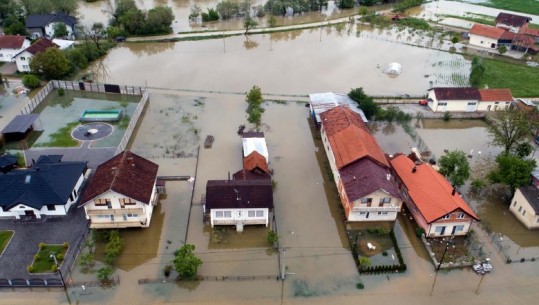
[246,85,265,128]
[110,0,174,36]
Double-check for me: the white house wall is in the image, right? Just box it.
[15,50,33,72]
[347,189,402,222]
[476,101,510,111]
[428,91,479,112]
[320,127,341,187]
[210,208,269,227]
[84,189,156,229]
[44,22,74,39]
[427,220,472,237]
[0,39,31,62]
[469,34,498,49]
[510,189,539,229]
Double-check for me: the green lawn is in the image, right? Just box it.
[0,231,14,254]
[480,59,539,97]
[33,122,80,147]
[442,14,495,26]
[458,0,539,15]
[28,244,68,273]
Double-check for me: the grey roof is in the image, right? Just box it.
[25,13,76,28]
[1,114,39,134]
[0,154,18,168]
[0,155,87,210]
[309,92,368,124]
[519,185,539,215]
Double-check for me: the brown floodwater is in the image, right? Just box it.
[87,25,471,96]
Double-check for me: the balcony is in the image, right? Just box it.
[352,205,401,213]
[90,220,146,229]
[86,207,144,216]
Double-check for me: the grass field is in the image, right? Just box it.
[480,59,539,97]
[34,122,80,147]
[462,0,539,16]
[0,231,14,254]
[29,244,67,273]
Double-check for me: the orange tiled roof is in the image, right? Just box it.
[243,151,269,174]
[390,155,479,223]
[521,28,539,37]
[479,89,513,102]
[470,24,505,39]
[320,106,389,169]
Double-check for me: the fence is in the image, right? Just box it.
[138,275,278,285]
[115,89,149,155]
[420,234,485,270]
[20,80,145,115]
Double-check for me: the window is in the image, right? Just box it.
[248,210,255,217]
[20,57,26,61]
[359,212,367,215]
[441,214,450,220]
[69,194,74,202]
[215,211,223,218]
[126,214,138,218]
[73,189,77,197]
[379,197,391,206]
[96,215,111,219]
[522,210,526,216]
[435,226,445,234]
[513,201,517,207]
[457,213,465,219]
[224,211,232,218]
[94,199,111,207]
[454,225,464,232]
[120,198,137,207]
[377,212,388,215]
[256,210,263,217]
[23,65,28,69]
[47,205,56,211]
[361,198,372,206]
[518,206,523,212]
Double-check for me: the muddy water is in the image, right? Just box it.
[89,26,470,96]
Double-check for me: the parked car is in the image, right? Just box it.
[115,36,126,42]
[419,99,428,106]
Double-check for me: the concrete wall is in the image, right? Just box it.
[469,34,498,49]
[510,189,539,229]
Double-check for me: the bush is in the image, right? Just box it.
[202,8,219,22]
[443,111,452,121]
[164,265,173,277]
[63,242,69,248]
[58,88,65,96]
[498,45,507,54]
[34,254,39,260]
[57,253,64,261]
[356,282,365,289]
[97,265,114,283]
[471,179,485,191]
[52,265,58,272]
[27,265,34,273]
[382,251,388,256]
[39,242,45,249]
[267,230,278,245]
[415,227,425,237]
[22,75,41,89]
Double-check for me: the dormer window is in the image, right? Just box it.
[441,214,450,220]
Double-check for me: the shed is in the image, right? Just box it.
[242,132,269,163]
[1,114,41,141]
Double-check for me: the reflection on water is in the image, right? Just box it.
[95,204,165,271]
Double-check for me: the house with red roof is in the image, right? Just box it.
[13,37,58,72]
[495,12,531,34]
[390,154,479,237]
[320,106,402,222]
[79,151,159,229]
[0,35,31,62]
[469,24,506,49]
[427,87,513,112]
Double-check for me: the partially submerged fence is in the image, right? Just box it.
[138,275,278,285]
[115,89,149,155]
[20,80,145,115]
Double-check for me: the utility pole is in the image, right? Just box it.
[51,253,71,304]
[437,237,455,271]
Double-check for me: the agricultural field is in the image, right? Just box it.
[479,58,539,97]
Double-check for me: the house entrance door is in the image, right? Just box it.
[466,102,477,112]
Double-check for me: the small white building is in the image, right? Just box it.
[0,155,87,219]
[203,179,273,232]
[14,38,58,72]
[242,131,269,163]
[469,24,505,49]
[0,35,31,62]
[477,89,513,111]
[80,151,159,229]
[510,186,539,230]
[427,87,481,112]
[25,13,77,40]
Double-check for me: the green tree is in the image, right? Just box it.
[358,6,369,17]
[515,142,533,158]
[97,265,114,283]
[201,8,219,22]
[268,15,277,27]
[244,15,258,35]
[78,253,95,269]
[145,6,175,34]
[498,45,507,54]
[488,153,536,196]
[20,0,78,15]
[486,110,536,154]
[22,74,41,88]
[348,87,379,120]
[4,18,28,35]
[53,23,68,38]
[246,85,263,106]
[216,0,240,20]
[104,230,123,265]
[29,48,70,79]
[469,56,485,87]
[0,0,24,20]
[113,0,138,23]
[119,8,145,35]
[173,244,203,279]
[393,0,424,13]
[438,150,470,188]
[338,0,355,9]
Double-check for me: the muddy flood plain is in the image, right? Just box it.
[39,94,537,305]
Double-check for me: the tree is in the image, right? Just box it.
[20,0,78,15]
[29,48,70,79]
[268,15,277,27]
[246,85,263,106]
[53,23,68,38]
[498,45,507,54]
[469,56,485,87]
[486,110,536,154]
[348,87,379,120]
[22,74,41,89]
[97,265,114,283]
[113,0,138,23]
[245,85,264,127]
[145,6,175,34]
[216,0,240,20]
[488,153,536,196]
[244,15,258,35]
[173,244,202,279]
[338,0,355,9]
[119,8,145,35]
[438,150,470,188]
[4,19,28,35]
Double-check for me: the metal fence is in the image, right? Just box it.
[115,89,149,155]
[138,275,278,285]
[20,81,54,115]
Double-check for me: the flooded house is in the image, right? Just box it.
[80,151,159,229]
[203,132,273,232]
[495,12,532,34]
[319,106,402,223]
[25,13,77,40]
[509,185,539,230]
[427,87,513,112]
[0,155,87,219]
[0,35,31,62]
[13,38,58,73]
[308,92,368,127]
[389,154,479,237]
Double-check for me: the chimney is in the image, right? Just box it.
[412,166,417,173]
[452,188,456,196]
[386,174,391,181]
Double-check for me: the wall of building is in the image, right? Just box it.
[509,189,539,229]
[346,189,401,222]
[476,101,511,111]
[0,40,31,62]
[15,51,32,72]
[426,209,474,237]
[44,22,74,39]
[427,91,479,112]
[210,208,269,227]
[469,34,499,49]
